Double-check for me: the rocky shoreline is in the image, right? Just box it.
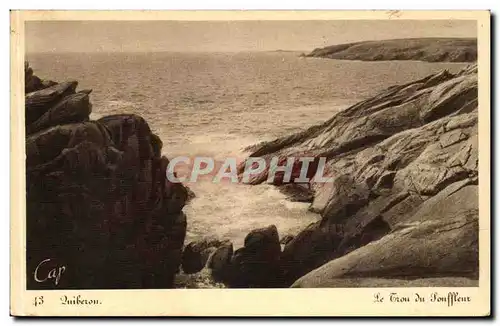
[239,63,479,288]
[25,58,478,289]
[305,38,477,63]
[167,62,479,289]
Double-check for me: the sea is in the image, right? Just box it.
[27,51,468,249]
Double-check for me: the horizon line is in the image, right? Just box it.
[25,49,309,55]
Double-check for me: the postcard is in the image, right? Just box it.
[10,10,490,316]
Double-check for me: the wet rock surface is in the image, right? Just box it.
[181,238,223,274]
[242,64,479,287]
[293,216,478,287]
[184,225,285,288]
[227,225,283,288]
[25,63,189,289]
[208,241,234,282]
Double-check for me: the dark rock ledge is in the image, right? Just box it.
[25,63,189,289]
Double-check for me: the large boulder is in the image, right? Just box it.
[25,64,189,289]
[227,225,282,288]
[207,240,234,282]
[279,222,339,286]
[181,238,223,274]
[293,215,478,287]
[27,114,189,289]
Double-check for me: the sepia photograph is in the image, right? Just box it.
[10,10,490,316]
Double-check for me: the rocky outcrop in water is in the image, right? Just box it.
[242,63,479,287]
[25,63,189,289]
[227,225,283,288]
[181,238,224,274]
[306,38,477,63]
[177,226,285,288]
[174,240,233,288]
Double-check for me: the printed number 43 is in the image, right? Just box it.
[34,296,44,306]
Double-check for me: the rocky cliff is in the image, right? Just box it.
[25,63,188,289]
[238,63,479,287]
[306,38,477,62]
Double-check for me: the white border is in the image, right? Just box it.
[3,2,497,323]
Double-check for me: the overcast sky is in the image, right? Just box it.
[26,20,477,53]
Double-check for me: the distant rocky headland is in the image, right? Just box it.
[305,38,477,62]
